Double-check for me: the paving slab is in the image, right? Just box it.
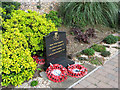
[50,63,96,88]
[73,53,119,88]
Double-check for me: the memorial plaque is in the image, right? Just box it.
[44,31,74,68]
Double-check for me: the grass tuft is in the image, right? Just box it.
[59,2,118,28]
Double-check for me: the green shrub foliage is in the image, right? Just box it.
[59,2,118,28]
[115,36,120,41]
[46,10,62,27]
[2,10,58,56]
[37,5,41,9]
[0,7,6,20]
[0,7,2,75]
[103,35,117,44]
[82,48,95,56]
[0,8,2,75]
[2,2,21,20]
[101,51,111,57]
[0,30,2,75]
[2,2,21,10]
[1,29,37,86]
[92,44,106,52]
[30,80,38,87]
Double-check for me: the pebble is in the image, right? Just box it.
[40,72,48,79]
[80,55,88,59]
[72,57,78,61]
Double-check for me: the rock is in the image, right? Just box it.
[39,72,48,79]
[94,52,102,57]
[113,33,119,36]
[75,61,83,64]
[23,82,29,87]
[37,77,43,82]
[28,79,33,84]
[72,57,78,61]
[80,55,88,59]
[33,78,38,81]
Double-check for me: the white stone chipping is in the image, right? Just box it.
[15,77,51,88]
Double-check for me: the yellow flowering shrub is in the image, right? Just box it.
[0,7,5,25]
[1,29,37,86]
[0,8,3,75]
[2,9,58,56]
[0,30,1,75]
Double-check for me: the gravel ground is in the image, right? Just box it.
[15,77,51,88]
[19,1,60,14]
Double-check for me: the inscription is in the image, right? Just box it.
[50,41,63,46]
[49,49,65,56]
[49,43,64,50]
[48,40,65,56]
[52,47,62,52]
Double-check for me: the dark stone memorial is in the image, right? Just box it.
[44,31,74,68]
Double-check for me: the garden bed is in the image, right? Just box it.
[14,44,119,88]
[13,34,119,88]
[58,25,113,56]
[74,41,119,67]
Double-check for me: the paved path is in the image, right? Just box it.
[73,53,119,88]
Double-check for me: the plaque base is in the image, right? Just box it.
[44,57,74,70]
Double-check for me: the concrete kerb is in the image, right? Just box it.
[67,51,119,89]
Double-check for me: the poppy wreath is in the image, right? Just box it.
[46,64,68,83]
[67,64,88,78]
[32,55,45,65]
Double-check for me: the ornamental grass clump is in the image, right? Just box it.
[89,57,103,65]
[2,9,58,56]
[59,2,118,28]
[1,29,37,87]
[92,44,106,52]
[82,48,95,56]
[103,35,117,44]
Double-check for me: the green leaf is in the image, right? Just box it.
[37,68,42,71]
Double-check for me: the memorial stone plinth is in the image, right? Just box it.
[44,31,74,68]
